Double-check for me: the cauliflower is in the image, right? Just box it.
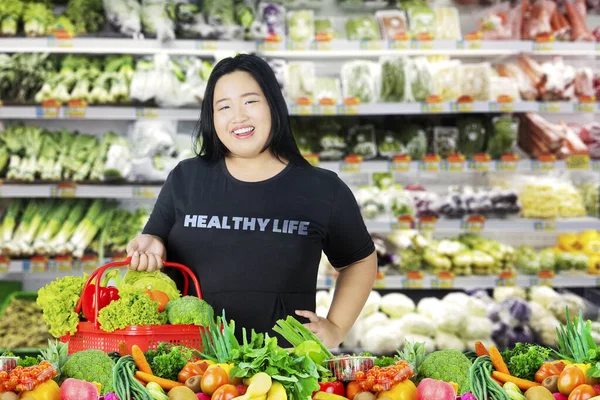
[418,349,472,394]
[529,286,560,308]
[467,298,488,317]
[435,331,465,352]
[493,287,526,302]
[360,312,391,337]
[397,313,436,337]
[362,327,402,354]
[165,296,214,326]
[443,292,471,306]
[62,350,115,395]
[432,303,467,334]
[359,291,382,318]
[380,293,415,318]
[404,334,436,354]
[417,297,441,320]
[461,316,493,340]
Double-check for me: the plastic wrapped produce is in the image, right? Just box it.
[380,56,407,102]
[496,63,537,101]
[314,77,342,104]
[522,0,555,40]
[390,188,415,217]
[578,182,599,217]
[478,2,522,40]
[314,17,338,40]
[375,10,408,40]
[434,7,461,39]
[405,57,433,102]
[406,2,435,38]
[203,0,242,40]
[433,127,459,159]
[141,0,176,42]
[457,117,487,159]
[284,62,315,101]
[345,15,381,40]
[460,63,492,101]
[378,130,407,159]
[488,115,518,159]
[103,0,142,37]
[349,124,378,160]
[341,61,380,103]
[287,9,314,43]
[430,60,462,101]
[356,186,386,218]
[259,3,286,40]
[490,77,520,104]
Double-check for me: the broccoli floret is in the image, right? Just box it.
[165,296,214,326]
[418,349,472,395]
[62,350,115,394]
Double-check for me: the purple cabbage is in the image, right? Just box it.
[499,298,531,327]
[492,322,534,351]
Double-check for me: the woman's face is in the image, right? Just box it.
[213,70,272,159]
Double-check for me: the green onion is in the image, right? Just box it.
[273,316,333,359]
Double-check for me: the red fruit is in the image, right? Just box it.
[235,385,248,395]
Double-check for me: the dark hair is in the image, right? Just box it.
[195,54,308,166]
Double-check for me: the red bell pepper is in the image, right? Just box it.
[317,381,345,396]
[82,270,120,324]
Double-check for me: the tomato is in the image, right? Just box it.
[569,384,597,400]
[201,366,229,396]
[346,381,360,400]
[211,384,239,400]
[559,366,587,396]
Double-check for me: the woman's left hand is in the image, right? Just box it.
[295,310,343,349]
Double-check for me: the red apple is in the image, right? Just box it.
[236,385,248,395]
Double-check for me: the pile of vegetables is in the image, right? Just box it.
[0,295,51,349]
[0,199,147,258]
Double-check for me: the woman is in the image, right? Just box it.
[126,54,377,348]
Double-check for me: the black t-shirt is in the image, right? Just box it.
[143,157,375,338]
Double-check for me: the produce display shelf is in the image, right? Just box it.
[317,272,599,290]
[365,217,600,233]
[0,101,597,121]
[0,183,162,199]
[1,37,597,57]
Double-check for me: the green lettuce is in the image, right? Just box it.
[97,287,168,332]
[121,270,181,301]
[37,275,87,338]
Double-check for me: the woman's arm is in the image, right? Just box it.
[297,251,377,348]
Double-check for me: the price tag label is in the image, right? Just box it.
[530,270,555,286]
[534,221,557,232]
[51,183,76,198]
[413,34,434,49]
[497,153,519,172]
[37,100,61,118]
[533,40,554,52]
[593,160,600,172]
[312,34,333,50]
[451,96,474,113]
[402,271,425,289]
[317,98,337,115]
[490,95,515,113]
[360,40,383,50]
[64,100,87,118]
[373,271,387,289]
[136,108,159,119]
[574,96,596,113]
[470,153,491,172]
[340,155,362,173]
[392,215,415,231]
[48,37,73,48]
[30,257,48,273]
[463,214,485,232]
[303,154,320,167]
[55,256,73,272]
[0,256,9,273]
[567,153,591,170]
[132,186,157,199]
[431,272,455,289]
[539,102,562,113]
[81,256,99,273]
[532,154,556,172]
[256,38,282,52]
[442,154,465,172]
[340,97,360,115]
[419,154,441,172]
[292,97,313,116]
[421,96,444,113]
[196,40,218,50]
[390,155,411,172]
[388,39,410,50]
[418,216,437,232]
[497,271,517,287]
[460,32,483,50]
[286,39,310,51]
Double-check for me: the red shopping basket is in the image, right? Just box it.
[60,256,205,355]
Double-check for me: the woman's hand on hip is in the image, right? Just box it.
[295,310,343,349]
[126,234,167,272]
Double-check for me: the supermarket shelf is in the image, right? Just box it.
[0,183,161,199]
[317,272,599,290]
[365,217,600,233]
[0,101,597,121]
[1,37,598,57]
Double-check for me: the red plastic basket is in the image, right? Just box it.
[60,256,205,355]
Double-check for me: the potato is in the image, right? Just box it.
[354,393,377,400]
[525,386,555,400]
[0,392,18,400]
[168,386,198,400]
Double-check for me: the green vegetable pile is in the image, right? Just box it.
[418,349,472,394]
[380,57,407,102]
[488,116,518,159]
[0,0,24,36]
[165,296,214,326]
[501,342,551,381]
[62,349,115,394]
[23,2,54,37]
[144,342,194,382]
[65,0,104,34]
[97,287,168,333]
[36,275,86,338]
[345,16,380,40]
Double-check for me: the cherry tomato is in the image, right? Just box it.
[568,384,597,400]
[346,381,360,400]
[211,384,239,400]
[201,366,229,396]
[559,366,587,396]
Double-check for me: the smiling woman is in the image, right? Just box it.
[125,54,378,349]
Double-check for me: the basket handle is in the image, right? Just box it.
[75,257,202,330]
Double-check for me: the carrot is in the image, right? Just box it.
[118,341,130,357]
[488,345,510,375]
[135,371,183,390]
[475,341,490,357]
[492,371,540,390]
[131,345,153,375]
[491,377,504,386]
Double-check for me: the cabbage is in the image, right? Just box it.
[498,298,531,327]
[287,9,314,42]
[121,270,181,301]
[345,16,380,40]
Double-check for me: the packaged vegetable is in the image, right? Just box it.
[405,57,433,102]
[341,60,380,103]
[490,76,521,103]
[380,56,408,102]
[345,15,381,40]
[433,127,459,159]
[434,7,461,39]
[284,62,315,101]
[259,3,286,40]
[349,124,378,160]
[522,0,555,40]
[375,9,408,40]
[287,9,314,42]
[203,0,242,40]
[141,0,176,42]
[318,118,346,161]
[430,60,462,101]
[488,115,518,159]
[314,77,342,104]
[402,123,429,160]
[457,117,487,159]
[478,2,522,40]
[314,17,337,39]
[406,1,435,38]
[378,130,407,159]
[460,63,492,101]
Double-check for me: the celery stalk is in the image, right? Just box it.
[33,201,72,254]
[48,200,87,255]
[0,200,23,245]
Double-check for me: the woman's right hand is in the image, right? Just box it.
[126,234,167,272]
